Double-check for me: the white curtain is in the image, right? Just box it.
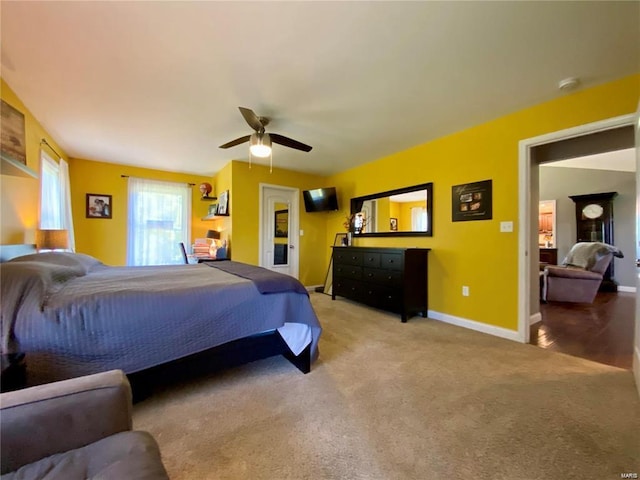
[127,177,191,266]
[39,151,76,250]
[411,206,428,231]
[57,159,76,251]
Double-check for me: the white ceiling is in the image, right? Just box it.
[544,148,636,172]
[1,1,638,177]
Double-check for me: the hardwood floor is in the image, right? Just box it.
[529,291,635,369]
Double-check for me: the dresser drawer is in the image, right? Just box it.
[334,249,363,266]
[380,253,403,270]
[363,268,402,286]
[334,264,362,280]
[360,284,402,312]
[333,278,364,298]
[362,252,380,268]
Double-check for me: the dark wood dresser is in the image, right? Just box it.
[331,246,430,322]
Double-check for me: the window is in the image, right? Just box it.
[39,151,76,250]
[411,206,427,232]
[127,177,191,266]
[40,153,62,228]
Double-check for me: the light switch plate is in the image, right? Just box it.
[500,221,513,233]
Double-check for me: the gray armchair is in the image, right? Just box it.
[542,242,623,303]
[1,370,169,479]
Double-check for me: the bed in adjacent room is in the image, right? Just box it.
[0,247,322,388]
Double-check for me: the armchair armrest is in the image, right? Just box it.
[544,265,602,281]
[0,370,132,474]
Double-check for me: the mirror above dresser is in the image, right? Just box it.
[350,182,433,237]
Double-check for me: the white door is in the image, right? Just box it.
[259,184,299,278]
[634,101,640,396]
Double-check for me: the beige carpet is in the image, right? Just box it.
[133,293,640,480]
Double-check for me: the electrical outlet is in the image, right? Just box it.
[299,229,304,236]
[462,286,470,297]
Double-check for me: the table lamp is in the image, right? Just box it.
[36,229,69,252]
[206,230,221,257]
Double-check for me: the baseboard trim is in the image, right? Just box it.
[617,286,636,293]
[428,310,520,342]
[529,312,542,326]
[634,346,640,399]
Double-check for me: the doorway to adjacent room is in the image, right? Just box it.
[518,113,637,370]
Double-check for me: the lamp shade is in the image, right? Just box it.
[36,229,69,250]
[206,230,221,240]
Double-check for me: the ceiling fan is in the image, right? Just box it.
[219,107,313,160]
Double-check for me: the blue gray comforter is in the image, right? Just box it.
[1,253,321,385]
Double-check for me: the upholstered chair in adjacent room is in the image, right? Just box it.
[542,242,623,303]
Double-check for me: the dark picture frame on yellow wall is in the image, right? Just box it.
[86,193,112,219]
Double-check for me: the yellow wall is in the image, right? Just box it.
[230,160,328,286]
[1,79,69,244]
[3,74,638,304]
[327,74,639,331]
[69,158,213,265]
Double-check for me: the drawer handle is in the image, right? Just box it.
[387,276,392,280]
[352,256,357,260]
[367,273,373,277]
[388,259,394,264]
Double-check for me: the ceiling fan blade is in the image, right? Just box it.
[219,135,251,149]
[270,133,313,152]
[239,107,264,132]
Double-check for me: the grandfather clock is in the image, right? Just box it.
[569,192,617,291]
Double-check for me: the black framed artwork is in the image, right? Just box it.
[452,179,492,222]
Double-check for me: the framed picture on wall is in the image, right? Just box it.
[86,193,112,219]
[217,190,229,215]
[452,179,492,222]
[1,100,26,165]
[390,218,398,231]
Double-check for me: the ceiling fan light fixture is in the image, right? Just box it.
[250,133,272,158]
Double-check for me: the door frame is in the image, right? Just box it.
[517,113,636,343]
[258,183,300,279]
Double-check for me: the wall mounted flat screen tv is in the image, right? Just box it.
[303,187,339,212]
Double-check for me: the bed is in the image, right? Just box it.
[0,245,322,390]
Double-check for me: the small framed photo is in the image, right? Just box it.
[86,193,112,218]
[390,217,398,231]
[208,203,218,216]
[217,190,229,216]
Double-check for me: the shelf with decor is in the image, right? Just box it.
[202,213,229,221]
[1,155,38,179]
